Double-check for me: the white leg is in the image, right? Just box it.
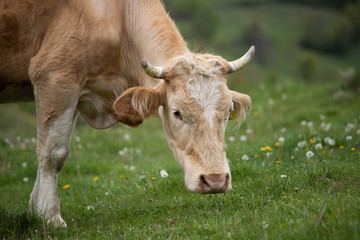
[30,106,78,228]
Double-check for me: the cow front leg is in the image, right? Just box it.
[29,86,79,228]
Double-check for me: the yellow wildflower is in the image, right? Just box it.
[120,174,125,179]
[253,111,259,117]
[93,176,99,182]
[265,186,270,190]
[309,139,315,144]
[260,147,266,151]
[276,161,281,164]
[339,146,345,149]
[266,146,273,151]
[351,147,355,151]
[62,184,70,190]
[275,142,280,147]
[152,177,156,181]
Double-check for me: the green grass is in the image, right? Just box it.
[0,77,359,239]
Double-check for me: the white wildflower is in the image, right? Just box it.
[229,136,235,142]
[320,115,326,121]
[321,122,331,131]
[281,175,287,178]
[23,177,29,182]
[74,136,81,142]
[281,127,287,133]
[268,99,274,105]
[357,129,360,135]
[16,136,21,142]
[307,121,313,128]
[346,136,352,141]
[87,206,94,210]
[297,141,307,148]
[294,147,299,153]
[291,156,295,160]
[31,137,37,144]
[281,94,287,100]
[124,134,131,141]
[315,143,323,150]
[266,152,272,157]
[278,137,285,143]
[242,154,249,161]
[306,151,314,158]
[129,166,136,171]
[105,192,109,196]
[160,170,169,178]
[240,135,247,142]
[262,221,269,229]
[325,137,335,146]
[22,162,27,168]
[301,120,307,126]
[246,129,253,135]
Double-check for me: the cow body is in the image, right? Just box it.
[0,0,253,228]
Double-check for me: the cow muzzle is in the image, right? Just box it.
[199,173,231,194]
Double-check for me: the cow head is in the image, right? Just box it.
[114,46,254,194]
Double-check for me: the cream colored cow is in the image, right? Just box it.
[0,0,253,227]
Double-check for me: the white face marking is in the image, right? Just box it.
[186,76,221,128]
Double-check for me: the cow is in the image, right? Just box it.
[0,0,253,228]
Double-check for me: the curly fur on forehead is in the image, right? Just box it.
[170,53,226,78]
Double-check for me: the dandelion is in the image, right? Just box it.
[265,186,270,190]
[278,137,285,143]
[297,141,306,148]
[345,123,355,132]
[124,134,131,140]
[266,152,272,157]
[62,184,70,190]
[160,170,169,178]
[301,120,307,126]
[281,127,287,133]
[281,94,287,100]
[229,136,235,142]
[275,142,280,147]
[152,177,156,181]
[120,174,125,179]
[339,146,345,149]
[276,161,281,164]
[307,121,313,128]
[346,136,352,141]
[240,135,247,142]
[22,162,27,168]
[31,137,37,144]
[105,192,109,196]
[87,206,94,210]
[315,143,323,150]
[74,136,81,142]
[321,122,331,131]
[357,129,360,135]
[309,138,315,144]
[93,176,99,182]
[351,147,355,151]
[281,175,287,178]
[260,147,266,152]
[129,166,136,171]
[294,147,299,153]
[306,151,314,158]
[325,137,336,146]
[268,99,274,105]
[246,129,252,135]
[242,155,249,161]
[23,177,29,182]
[265,146,273,151]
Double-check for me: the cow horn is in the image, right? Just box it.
[227,46,255,74]
[141,60,167,79]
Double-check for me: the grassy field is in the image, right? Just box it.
[1,77,359,239]
[1,2,360,240]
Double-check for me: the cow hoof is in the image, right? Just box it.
[47,215,67,228]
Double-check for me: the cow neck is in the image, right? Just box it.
[121,0,189,88]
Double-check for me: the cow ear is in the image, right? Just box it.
[230,91,251,124]
[113,87,164,127]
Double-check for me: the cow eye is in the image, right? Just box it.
[172,109,183,120]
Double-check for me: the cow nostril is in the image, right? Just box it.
[199,175,210,188]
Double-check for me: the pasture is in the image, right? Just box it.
[1,1,360,239]
[1,77,359,239]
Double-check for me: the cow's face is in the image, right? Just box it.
[114,47,254,194]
